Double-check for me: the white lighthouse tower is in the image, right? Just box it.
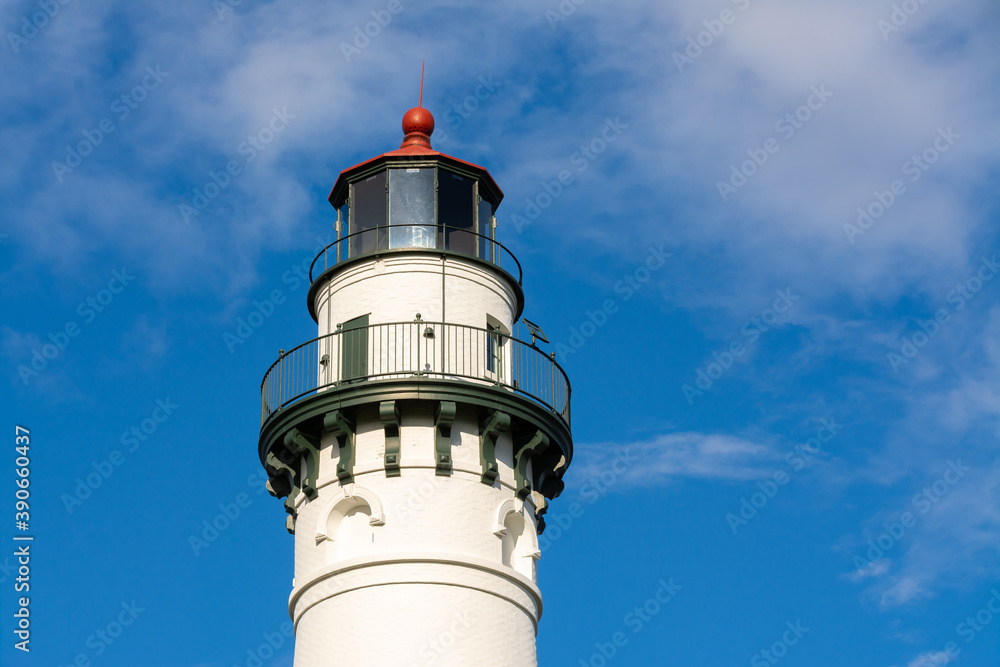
[256,99,573,666]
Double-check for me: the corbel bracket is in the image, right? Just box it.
[515,430,550,500]
[479,410,510,485]
[434,401,457,476]
[324,410,356,485]
[534,501,549,535]
[266,447,301,534]
[380,401,401,477]
[283,429,320,500]
[264,449,296,499]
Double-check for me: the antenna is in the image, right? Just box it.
[418,60,425,107]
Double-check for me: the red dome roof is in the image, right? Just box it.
[402,106,434,136]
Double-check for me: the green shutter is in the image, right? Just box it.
[341,314,369,382]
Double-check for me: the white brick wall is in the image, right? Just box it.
[313,255,518,336]
[294,572,538,667]
[289,404,542,667]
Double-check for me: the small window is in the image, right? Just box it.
[486,323,501,373]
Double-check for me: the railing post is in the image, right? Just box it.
[551,351,556,413]
[335,324,342,385]
[277,349,285,409]
[496,333,503,386]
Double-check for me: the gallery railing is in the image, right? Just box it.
[308,225,523,285]
[260,320,570,430]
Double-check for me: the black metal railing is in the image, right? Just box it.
[260,320,570,430]
[309,225,523,285]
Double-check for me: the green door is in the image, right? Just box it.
[341,314,369,382]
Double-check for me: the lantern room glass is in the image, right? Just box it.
[338,202,349,261]
[350,171,386,256]
[340,166,498,264]
[478,193,493,262]
[388,168,435,249]
[438,170,476,256]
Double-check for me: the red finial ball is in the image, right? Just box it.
[402,106,435,137]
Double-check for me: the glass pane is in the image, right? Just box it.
[389,168,435,249]
[486,330,497,372]
[350,172,386,257]
[338,202,349,261]
[439,170,475,256]
[478,194,494,262]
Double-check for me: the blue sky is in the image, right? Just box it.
[2,1,999,665]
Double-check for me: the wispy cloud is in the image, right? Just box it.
[906,650,956,667]
[571,432,780,489]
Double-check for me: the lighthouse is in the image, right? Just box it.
[255,99,573,666]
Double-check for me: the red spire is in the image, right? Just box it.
[400,61,434,149]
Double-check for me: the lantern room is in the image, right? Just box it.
[326,105,504,266]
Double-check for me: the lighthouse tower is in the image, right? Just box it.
[255,101,573,666]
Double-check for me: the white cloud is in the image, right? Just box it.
[907,649,955,667]
[571,431,780,489]
[881,577,929,609]
[847,558,892,582]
